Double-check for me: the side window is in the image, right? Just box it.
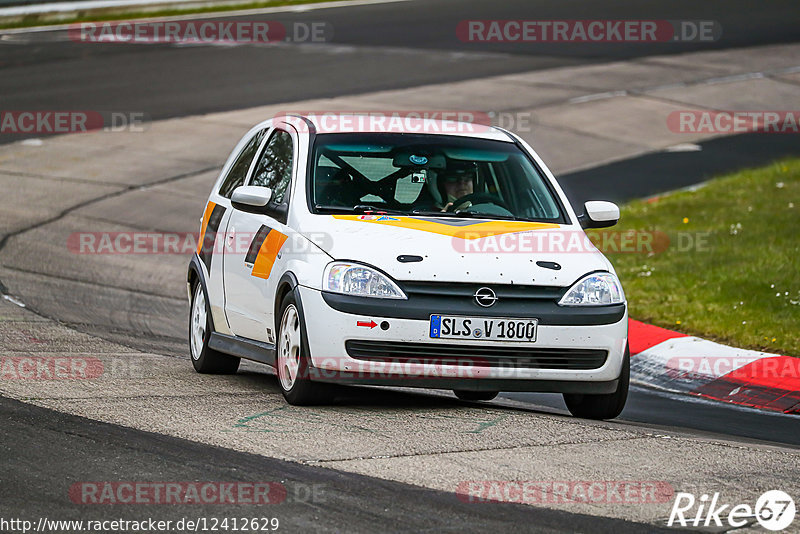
[218,129,268,198]
[250,130,294,204]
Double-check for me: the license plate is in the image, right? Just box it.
[429,315,538,342]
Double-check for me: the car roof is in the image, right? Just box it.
[277,113,515,142]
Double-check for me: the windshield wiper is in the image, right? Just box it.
[409,209,478,218]
[316,205,540,222]
[351,204,406,214]
[411,209,520,220]
[315,204,406,215]
[409,209,541,222]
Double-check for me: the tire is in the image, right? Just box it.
[563,344,629,420]
[275,292,331,405]
[454,390,499,402]
[189,282,240,374]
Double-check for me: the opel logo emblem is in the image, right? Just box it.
[473,287,498,307]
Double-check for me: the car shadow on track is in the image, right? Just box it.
[233,366,578,418]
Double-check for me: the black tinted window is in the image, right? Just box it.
[250,130,294,204]
[218,129,268,198]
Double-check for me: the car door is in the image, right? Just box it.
[222,127,296,342]
[198,126,269,335]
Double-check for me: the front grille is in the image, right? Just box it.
[345,340,607,370]
[399,281,565,301]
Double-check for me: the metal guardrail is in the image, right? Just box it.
[0,0,197,6]
[0,0,80,5]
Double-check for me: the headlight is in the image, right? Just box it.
[323,262,407,299]
[558,272,625,306]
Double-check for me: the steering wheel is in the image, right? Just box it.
[446,192,511,212]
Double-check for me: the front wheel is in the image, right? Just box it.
[189,283,239,374]
[276,292,331,405]
[563,344,629,420]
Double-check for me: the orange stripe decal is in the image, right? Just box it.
[197,201,217,254]
[252,230,288,279]
[332,215,559,239]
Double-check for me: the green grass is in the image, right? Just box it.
[599,158,800,357]
[0,0,346,30]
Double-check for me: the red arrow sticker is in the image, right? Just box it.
[357,320,377,329]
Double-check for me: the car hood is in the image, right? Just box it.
[300,215,611,287]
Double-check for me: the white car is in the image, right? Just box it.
[188,114,629,419]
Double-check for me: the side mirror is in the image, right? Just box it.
[579,201,619,229]
[231,185,273,212]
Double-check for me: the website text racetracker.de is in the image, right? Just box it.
[70,482,286,505]
[0,112,147,135]
[276,111,493,134]
[668,110,800,134]
[0,517,279,533]
[452,230,713,254]
[457,20,721,43]
[67,230,713,256]
[69,21,332,44]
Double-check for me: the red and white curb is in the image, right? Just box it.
[629,320,800,415]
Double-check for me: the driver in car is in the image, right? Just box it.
[438,162,477,212]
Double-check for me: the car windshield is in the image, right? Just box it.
[309,133,565,222]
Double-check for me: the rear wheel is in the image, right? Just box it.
[189,283,239,374]
[453,390,499,402]
[276,292,331,405]
[563,345,629,420]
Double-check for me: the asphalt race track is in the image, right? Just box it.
[1,0,800,142]
[4,396,676,533]
[1,0,800,531]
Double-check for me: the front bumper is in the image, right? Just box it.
[298,285,628,393]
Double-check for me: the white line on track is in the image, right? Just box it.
[568,90,627,104]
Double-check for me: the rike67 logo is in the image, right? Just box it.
[668,490,795,531]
